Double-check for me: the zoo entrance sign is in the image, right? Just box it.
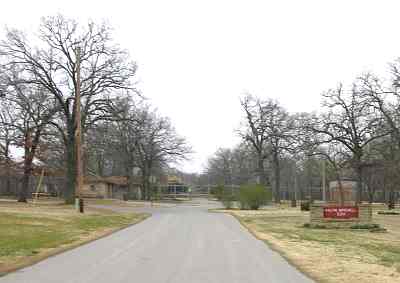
[323,206,359,219]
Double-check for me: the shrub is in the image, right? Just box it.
[218,187,237,209]
[388,199,395,210]
[211,185,225,201]
[303,223,327,229]
[123,191,139,201]
[237,184,272,210]
[221,193,235,209]
[350,224,387,233]
[300,201,310,211]
[378,211,400,215]
[370,227,388,233]
[350,223,380,230]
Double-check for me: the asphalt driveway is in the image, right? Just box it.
[1,199,313,283]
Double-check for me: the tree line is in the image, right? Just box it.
[0,15,191,203]
[205,61,400,205]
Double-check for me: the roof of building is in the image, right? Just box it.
[84,175,142,186]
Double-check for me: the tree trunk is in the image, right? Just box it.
[18,169,30,203]
[140,170,149,201]
[5,144,11,195]
[19,157,34,203]
[145,177,151,200]
[126,164,136,200]
[257,155,266,186]
[367,177,375,204]
[368,192,374,204]
[97,153,104,176]
[5,174,11,195]
[355,164,363,205]
[337,174,345,206]
[64,134,76,204]
[388,187,395,209]
[291,171,297,207]
[18,131,36,203]
[18,145,30,202]
[5,163,11,195]
[272,151,281,203]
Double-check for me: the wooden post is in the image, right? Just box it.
[295,170,298,200]
[33,168,45,203]
[75,46,84,213]
[322,160,326,202]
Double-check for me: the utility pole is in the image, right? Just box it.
[75,46,84,213]
[292,167,298,207]
[322,160,326,202]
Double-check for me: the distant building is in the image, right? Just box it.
[160,175,189,196]
[81,176,141,200]
[328,180,358,203]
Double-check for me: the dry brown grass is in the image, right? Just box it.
[222,206,400,283]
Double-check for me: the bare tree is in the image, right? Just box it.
[264,101,295,203]
[239,94,294,203]
[0,15,137,203]
[230,143,255,185]
[306,84,389,203]
[205,148,234,186]
[135,109,191,200]
[0,99,18,195]
[1,69,58,202]
[108,98,143,195]
[239,94,270,187]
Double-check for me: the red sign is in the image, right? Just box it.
[323,206,359,219]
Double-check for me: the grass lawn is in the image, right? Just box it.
[0,200,149,274]
[223,205,400,283]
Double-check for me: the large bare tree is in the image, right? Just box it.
[0,15,137,203]
[306,83,389,203]
[0,99,18,195]
[135,109,191,200]
[239,94,270,187]
[239,94,294,203]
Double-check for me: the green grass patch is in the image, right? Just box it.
[75,214,142,231]
[359,242,400,267]
[84,199,121,205]
[0,211,148,264]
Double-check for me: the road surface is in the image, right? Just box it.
[1,199,314,283]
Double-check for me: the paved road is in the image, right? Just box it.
[1,199,313,283]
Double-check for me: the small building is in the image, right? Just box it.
[81,176,140,200]
[160,175,189,196]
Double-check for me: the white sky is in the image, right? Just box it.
[2,0,400,173]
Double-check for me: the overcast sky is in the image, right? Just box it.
[2,0,400,173]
